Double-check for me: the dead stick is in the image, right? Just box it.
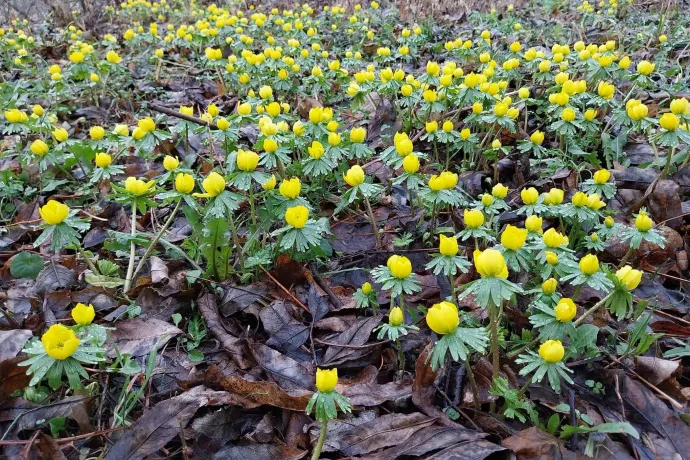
[1,427,125,445]
[258,265,311,314]
[149,103,218,129]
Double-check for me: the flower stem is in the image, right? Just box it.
[123,202,137,293]
[130,199,182,283]
[363,195,382,249]
[311,419,328,460]
[249,186,257,226]
[618,246,635,268]
[228,213,245,272]
[395,338,405,370]
[464,356,480,410]
[489,301,500,414]
[77,246,100,275]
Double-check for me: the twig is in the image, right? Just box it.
[0,427,125,445]
[308,264,343,309]
[258,265,311,314]
[607,354,684,410]
[313,338,389,349]
[433,383,480,431]
[149,103,218,129]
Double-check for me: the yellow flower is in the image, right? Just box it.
[501,225,528,251]
[217,118,230,130]
[125,177,155,196]
[132,128,145,140]
[605,216,615,228]
[113,124,129,136]
[315,368,338,392]
[464,209,484,229]
[474,249,508,278]
[670,98,689,115]
[285,205,309,228]
[659,113,680,131]
[492,183,508,199]
[350,127,366,143]
[387,255,412,279]
[175,173,195,194]
[30,139,49,156]
[545,251,559,265]
[597,81,615,99]
[40,200,69,225]
[163,155,179,171]
[69,51,84,63]
[237,102,252,116]
[579,254,599,275]
[439,234,459,257]
[193,172,225,198]
[395,138,413,157]
[389,307,404,326]
[428,175,445,191]
[593,169,610,184]
[587,194,606,210]
[106,50,122,63]
[635,212,653,231]
[626,100,648,121]
[259,85,273,99]
[584,109,597,121]
[571,191,588,207]
[52,127,68,142]
[542,278,557,295]
[262,174,277,190]
[280,178,301,199]
[33,104,44,116]
[616,265,643,290]
[439,171,458,189]
[95,152,112,168]
[491,139,502,149]
[518,87,530,99]
[460,129,471,141]
[442,120,453,132]
[481,193,494,207]
[343,165,365,187]
[561,108,576,122]
[138,117,155,133]
[544,188,564,206]
[423,89,437,103]
[72,303,95,325]
[327,132,341,146]
[361,282,372,295]
[403,154,419,174]
[539,339,564,363]
[237,149,259,171]
[543,228,565,248]
[90,126,105,140]
[521,187,539,205]
[426,301,459,335]
[41,324,80,360]
[179,106,194,116]
[637,60,655,75]
[554,298,577,322]
[525,215,543,233]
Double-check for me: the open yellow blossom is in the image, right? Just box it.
[30,139,49,156]
[474,249,508,278]
[521,187,539,205]
[554,298,576,322]
[280,178,301,199]
[501,225,528,251]
[616,266,643,290]
[163,156,179,171]
[439,234,459,256]
[42,324,80,360]
[525,215,543,233]
[285,205,309,228]
[237,149,259,171]
[175,173,195,194]
[125,177,155,196]
[40,200,69,225]
[464,209,484,229]
[539,340,564,363]
[635,212,653,231]
[343,165,365,187]
[95,152,112,168]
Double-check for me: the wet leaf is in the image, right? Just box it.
[321,316,381,365]
[34,264,76,295]
[0,357,32,399]
[0,329,32,361]
[260,301,309,352]
[249,343,314,391]
[105,317,182,358]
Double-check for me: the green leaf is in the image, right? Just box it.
[84,273,125,288]
[49,417,68,438]
[10,252,44,279]
[547,414,561,435]
[187,349,204,363]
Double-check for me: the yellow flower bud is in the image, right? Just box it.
[525,215,543,233]
[474,249,508,278]
[492,183,508,199]
[637,60,654,75]
[315,368,338,392]
[175,173,195,194]
[501,225,528,251]
[237,102,252,116]
[481,193,494,207]
[350,127,366,143]
[403,154,420,174]
[554,298,577,322]
[307,141,325,159]
[361,282,372,295]
[572,191,588,207]
[579,254,599,275]
[95,152,112,168]
[72,303,95,325]
[262,174,276,190]
[521,187,539,205]
[30,139,49,156]
[545,251,559,265]
[426,301,459,335]
[395,138,413,157]
[635,212,653,231]
[389,307,404,326]
[659,113,680,131]
[542,278,557,295]
[163,155,179,171]
[605,216,615,228]
[439,234,458,257]
[530,130,544,144]
[543,228,565,248]
[387,255,412,279]
[464,209,484,229]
